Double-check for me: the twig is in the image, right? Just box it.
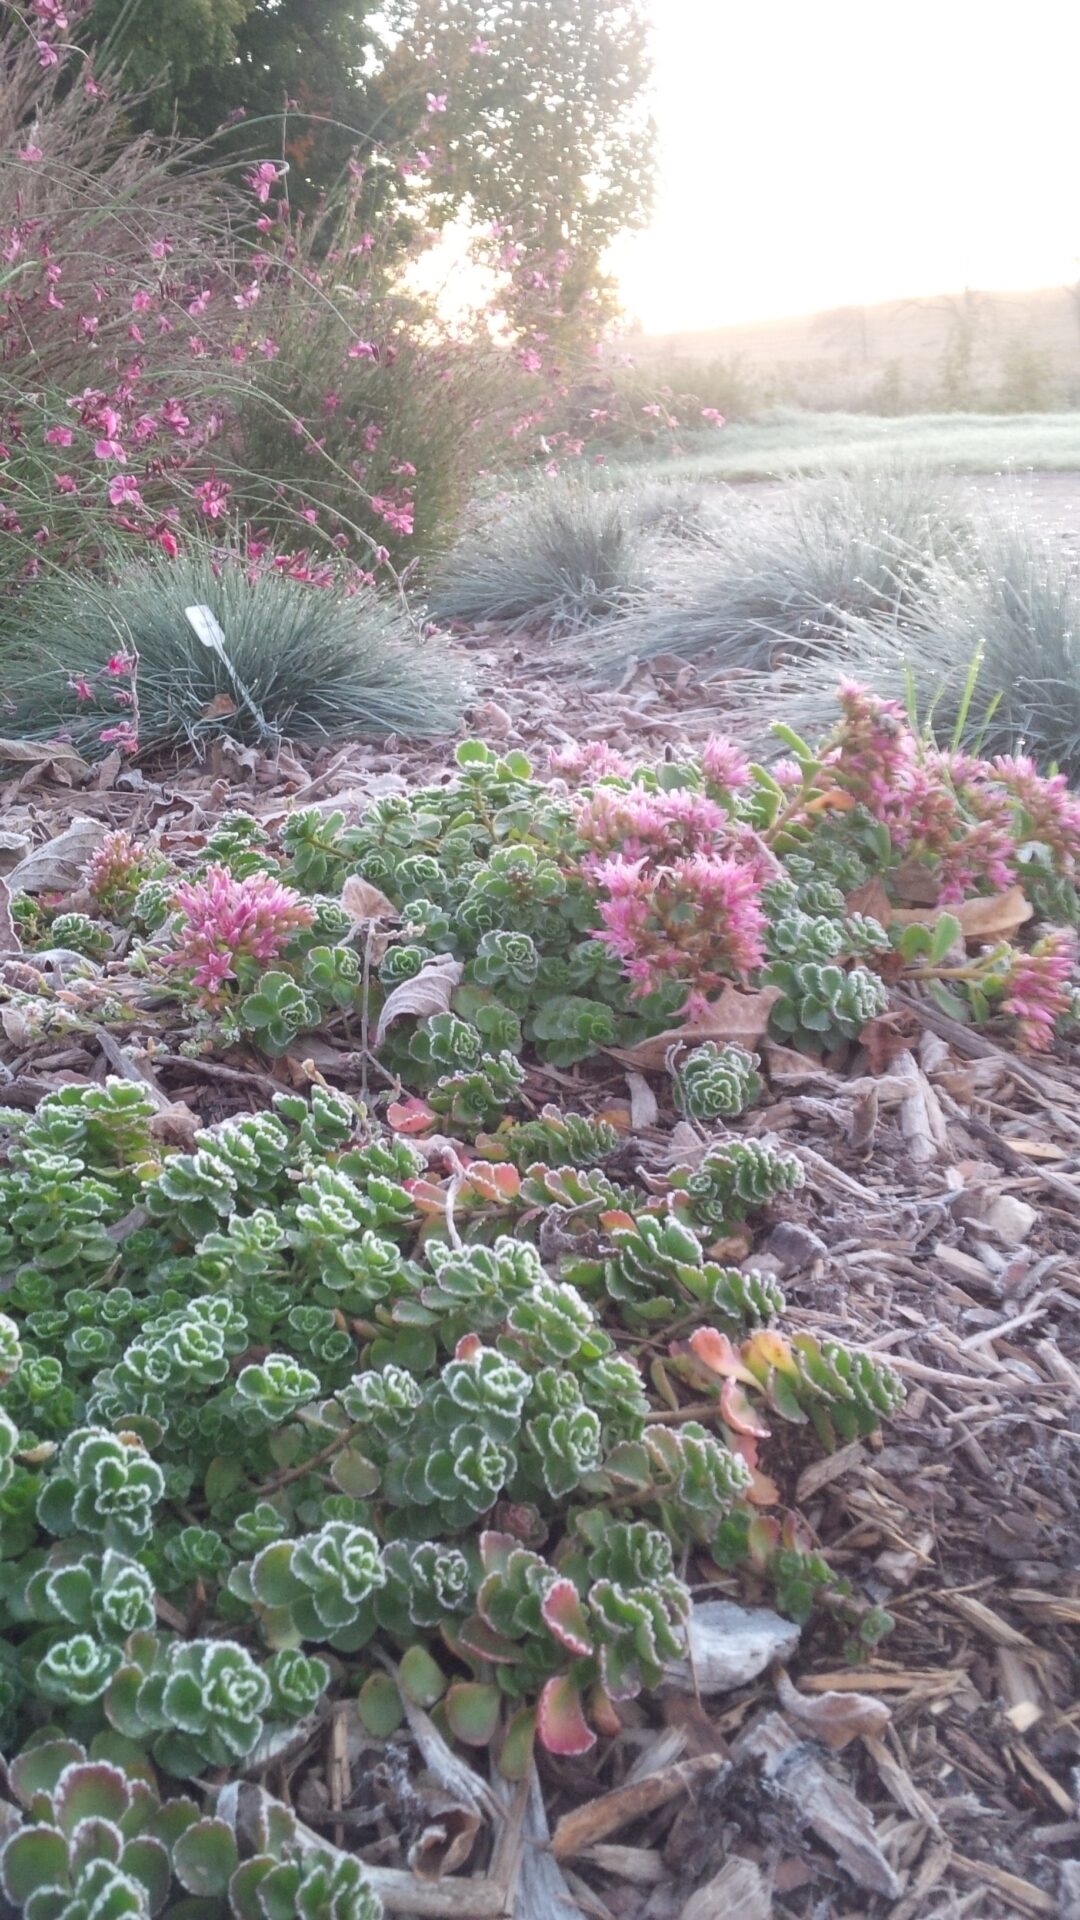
[151,1051,284,1099]
[550,1751,729,1860]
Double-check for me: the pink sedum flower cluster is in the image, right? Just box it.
[576,785,732,866]
[1003,929,1077,1051]
[168,866,314,997]
[592,849,766,1008]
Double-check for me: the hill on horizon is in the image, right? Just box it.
[609,285,1080,412]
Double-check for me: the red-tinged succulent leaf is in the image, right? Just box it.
[9,1742,84,1809]
[720,1378,770,1439]
[747,1514,782,1569]
[687,1326,757,1384]
[540,1578,593,1657]
[458,1615,521,1665]
[462,1162,520,1204]
[54,1763,129,1837]
[498,1706,536,1781]
[599,1208,636,1233]
[403,1177,447,1214]
[781,1510,816,1553]
[478,1531,518,1576]
[537,1674,596,1756]
[444,1680,501,1747]
[588,1683,623,1738]
[399,1644,448,1707]
[727,1432,782,1507]
[388,1096,436,1135]
[454,1332,483,1362]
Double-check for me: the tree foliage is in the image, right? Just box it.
[85,0,654,338]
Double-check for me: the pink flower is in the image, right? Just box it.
[149,239,172,261]
[700,735,750,792]
[32,0,69,25]
[98,721,139,753]
[1004,930,1076,1051]
[154,525,180,559]
[347,339,378,361]
[93,438,126,462]
[35,39,60,68]
[517,348,543,373]
[131,290,154,314]
[245,161,283,204]
[701,408,725,426]
[107,474,142,508]
[426,92,448,112]
[370,494,414,537]
[194,477,231,520]
[68,675,93,702]
[577,785,730,864]
[45,425,73,446]
[105,652,135,675]
[54,473,77,493]
[19,146,45,165]
[168,866,315,997]
[161,398,190,434]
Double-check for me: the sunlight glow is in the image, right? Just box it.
[608,0,1080,333]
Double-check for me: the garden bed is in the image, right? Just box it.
[0,641,1077,1920]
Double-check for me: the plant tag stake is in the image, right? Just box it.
[184,604,275,743]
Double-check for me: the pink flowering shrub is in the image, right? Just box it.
[167,867,314,997]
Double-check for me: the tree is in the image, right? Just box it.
[384,0,655,343]
[84,0,654,343]
[86,0,412,207]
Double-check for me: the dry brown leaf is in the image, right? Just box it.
[7,818,107,894]
[890,883,1032,942]
[375,954,463,1046]
[340,873,398,925]
[846,875,892,924]
[606,984,780,1074]
[774,1666,892,1749]
[0,737,90,785]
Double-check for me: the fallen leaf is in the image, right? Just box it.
[200,693,238,719]
[846,875,892,924]
[376,954,463,1045]
[0,737,90,786]
[774,1667,892,1750]
[626,1070,659,1129]
[890,883,1032,942]
[341,874,399,924]
[7,818,107,894]
[606,984,780,1074]
[665,1600,800,1694]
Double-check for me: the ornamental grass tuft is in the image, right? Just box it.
[1,550,466,757]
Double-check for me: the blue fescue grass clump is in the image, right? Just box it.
[1,549,466,756]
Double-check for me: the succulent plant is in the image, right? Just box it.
[765,959,890,1051]
[670,1041,762,1123]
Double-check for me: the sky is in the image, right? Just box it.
[607,0,1080,335]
